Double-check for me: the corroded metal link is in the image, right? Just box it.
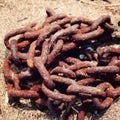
[4,27,31,49]
[3,8,119,119]
[41,83,75,102]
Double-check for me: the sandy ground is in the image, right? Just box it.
[0,0,120,120]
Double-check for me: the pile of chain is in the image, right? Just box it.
[3,8,120,120]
